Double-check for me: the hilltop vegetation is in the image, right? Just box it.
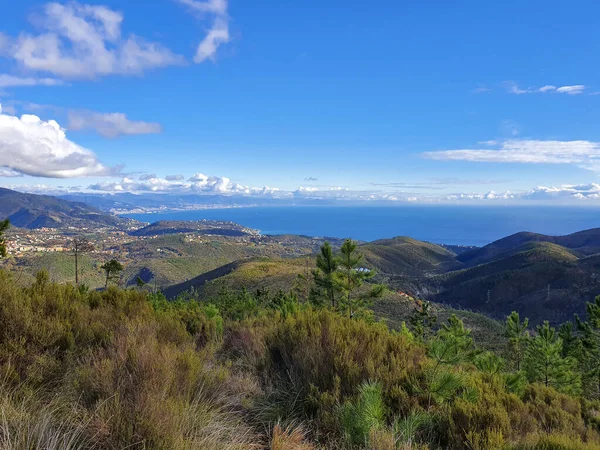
[2,262,600,448]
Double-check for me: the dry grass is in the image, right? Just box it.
[270,422,315,450]
[0,387,92,450]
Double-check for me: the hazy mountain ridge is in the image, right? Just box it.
[0,188,130,229]
[59,192,340,213]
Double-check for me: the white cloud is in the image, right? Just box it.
[423,139,600,169]
[504,82,530,95]
[6,2,184,79]
[89,173,280,196]
[178,0,227,15]
[556,85,585,95]
[295,186,319,193]
[522,183,600,201]
[504,81,586,95]
[67,110,162,138]
[0,104,112,178]
[446,191,516,201]
[177,0,230,63]
[0,74,63,88]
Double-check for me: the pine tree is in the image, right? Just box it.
[423,315,474,408]
[335,239,384,316]
[559,322,581,359]
[505,311,530,371]
[409,300,437,341]
[101,259,124,289]
[0,219,9,257]
[576,296,600,399]
[312,242,340,307]
[439,314,475,360]
[524,321,580,394]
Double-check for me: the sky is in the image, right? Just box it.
[1,0,600,204]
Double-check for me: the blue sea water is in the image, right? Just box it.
[125,205,600,247]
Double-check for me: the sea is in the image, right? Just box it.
[125,205,600,247]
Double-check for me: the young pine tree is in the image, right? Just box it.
[524,321,581,394]
[335,239,384,316]
[312,241,340,307]
[409,300,437,341]
[0,219,9,257]
[424,315,474,408]
[438,314,476,360]
[505,311,530,371]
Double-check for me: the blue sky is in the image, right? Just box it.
[1,0,600,203]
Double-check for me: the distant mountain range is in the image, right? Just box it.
[59,192,337,213]
[0,188,130,229]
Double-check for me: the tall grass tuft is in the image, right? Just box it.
[0,388,92,450]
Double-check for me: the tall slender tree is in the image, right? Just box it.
[313,242,340,307]
[336,239,384,315]
[505,311,530,371]
[0,219,10,257]
[524,321,580,394]
[69,237,95,285]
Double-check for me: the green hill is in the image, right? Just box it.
[427,241,598,325]
[458,228,600,266]
[361,236,458,275]
[165,256,309,299]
